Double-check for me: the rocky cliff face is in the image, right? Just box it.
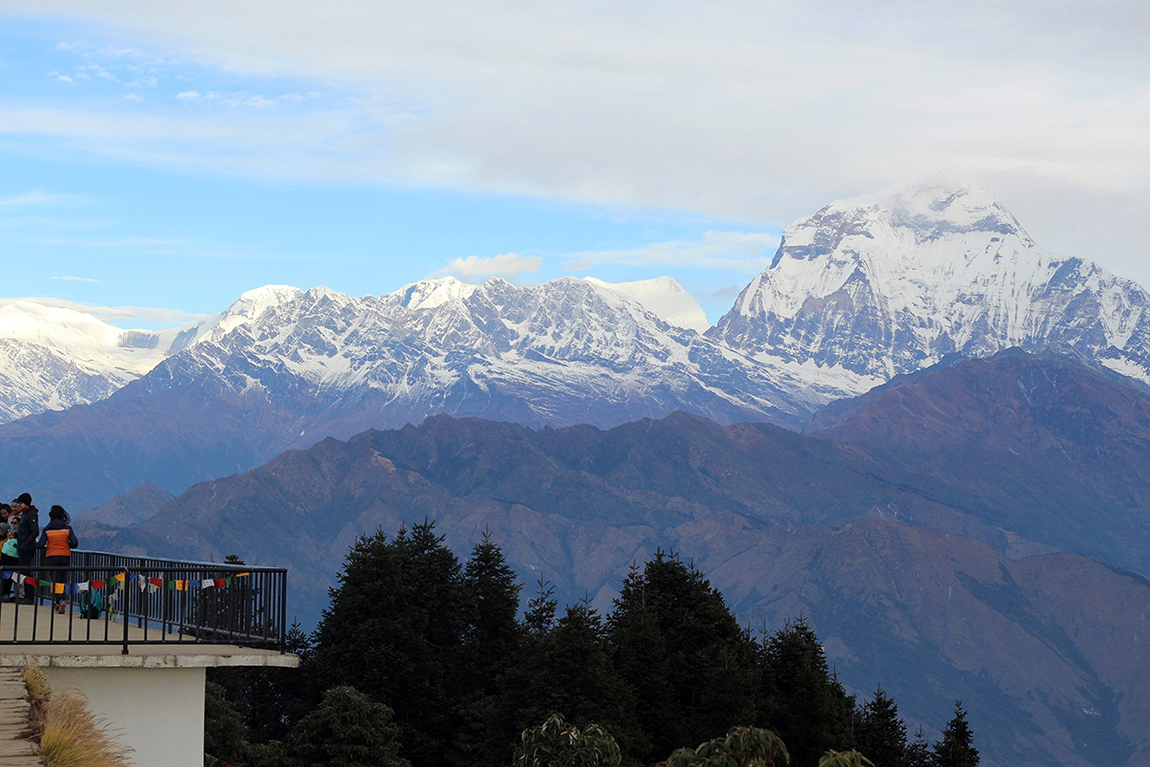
[710,177,1150,384]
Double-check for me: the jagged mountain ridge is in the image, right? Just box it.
[710,177,1150,384]
[1,276,870,510]
[0,286,303,422]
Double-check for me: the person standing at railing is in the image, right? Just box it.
[0,517,15,601]
[12,493,38,603]
[39,505,78,615]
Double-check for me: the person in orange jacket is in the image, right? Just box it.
[38,505,78,614]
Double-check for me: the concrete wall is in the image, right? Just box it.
[44,666,205,767]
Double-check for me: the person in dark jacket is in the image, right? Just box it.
[39,505,78,614]
[12,493,38,602]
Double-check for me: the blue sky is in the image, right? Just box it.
[3,3,1149,326]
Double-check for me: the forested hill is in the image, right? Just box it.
[90,351,1150,766]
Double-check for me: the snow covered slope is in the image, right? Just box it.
[142,276,861,433]
[710,177,1150,384]
[0,286,301,422]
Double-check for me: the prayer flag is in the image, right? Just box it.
[53,583,64,594]
[26,578,37,587]
[202,579,215,589]
[216,578,227,589]
[92,579,105,589]
[77,582,90,592]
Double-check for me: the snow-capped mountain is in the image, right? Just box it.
[144,276,853,431]
[0,275,879,510]
[710,177,1150,384]
[0,286,302,423]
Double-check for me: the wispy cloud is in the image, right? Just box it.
[0,190,74,207]
[51,275,98,283]
[565,231,779,273]
[0,297,206,325]
[434,252,543,282]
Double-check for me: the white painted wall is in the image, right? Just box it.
[44,666,205,767]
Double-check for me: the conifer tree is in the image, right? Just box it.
[856,687,906,767]
[503,600,645,761]
[904,726,931,767]
[455,530,524,766]
[608,551,759,762]
[759,617,856,767]
[283,685,412,767]
[933,702,979,767]
[309,521,469,767]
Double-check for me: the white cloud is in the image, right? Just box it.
[0,190,72,207]
[6,0,1150,274]
[176,89,201,100]
[51,275,99,282]
[435,252,543,282]
[0,297,205,324]
[124,92,143,101]
[566,231,779,273]
[124,76,158,89]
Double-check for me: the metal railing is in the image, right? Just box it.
[0,550,287,654]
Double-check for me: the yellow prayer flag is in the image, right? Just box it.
[53,583,64,594]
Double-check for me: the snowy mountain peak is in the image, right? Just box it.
[582,276,710,332]
[712,177,1150,383]
[393,277,479,310]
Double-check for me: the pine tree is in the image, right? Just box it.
[283,685,412,767]
[455,530,524,766]
[607,551,759,762]
[904,726,931,767]
[502,600,645,761]
[204,680,250,766]
[759,617,856,767]
[856,687,906,767]
[308,521,469,767]
[933,701,979,767]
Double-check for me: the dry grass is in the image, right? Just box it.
[22,665,135,767]
[23,665,51,737]
[39,693,135,767]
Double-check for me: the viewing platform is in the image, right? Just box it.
[0,550,298,767]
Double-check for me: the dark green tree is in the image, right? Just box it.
[856,687,906,767]
[660,726,789,767]
[308,521,469,767]
[904,726,931,767]
[607,551,760,762]
[502,600,644,761]
[454,530,525,766]
[204,680,251,766]
[282,685,412,767]
[514,712,622,767]
[210,619,313,744]
[933,702,979,767]
[759,617,856,767]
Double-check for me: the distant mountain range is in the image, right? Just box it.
[7,178,1150,511]
[21,176,1150,765]
[83,351,1150,767]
